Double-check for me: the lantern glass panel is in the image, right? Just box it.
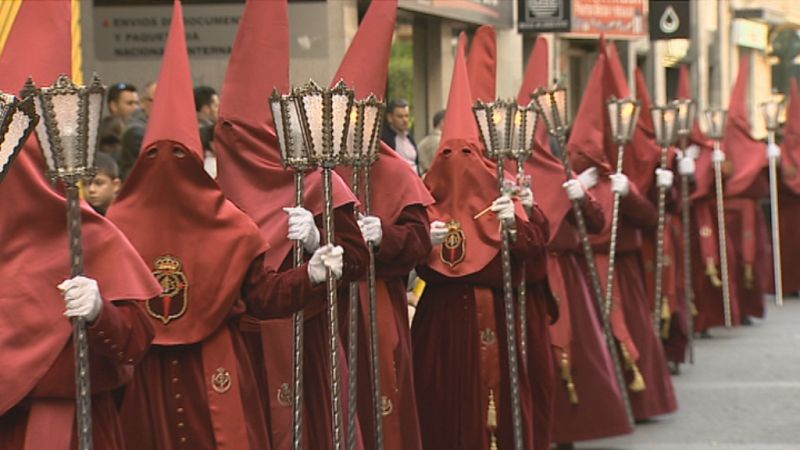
[50,92,81,171]
[270,96,288,162]
[86,89,103,169]
[553,89,567,128]
[607,100,620,139]
[0,101,31,175]
[32,95,56,173]
[705,110,727,139]
[301,91,325,160]
[331,91,350,159]
[362,102,380,160]
[492,105,509,154]
[286,99,307,162]
[474,106,492,154]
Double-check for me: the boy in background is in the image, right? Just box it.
[86,152,122,215]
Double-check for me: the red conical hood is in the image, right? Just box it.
[781,79,800,194]
[467,25,496,103]
[567,50,612,174]
[219,0,289,124]
[140,0,201,160]
[0,1,160,415]
[424,33,526,277]
[214,0,356,269]
[623,68,664,193]
[331,0,396,98]
[331,0,433,222]
[722,56,766,197]
[517,36,573,242]
[108,0,268,345]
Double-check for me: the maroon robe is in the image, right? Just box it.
[590,178,678,420]
[348,205,430,450]
[778,186,800,294]
[413,221,543,450]
[548,195,633,443]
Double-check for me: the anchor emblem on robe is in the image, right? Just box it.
[440,219,466,269]
[147,254,189,324]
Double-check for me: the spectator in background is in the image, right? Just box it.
[194,85,220,178]
[381,98,419,174]
[97,116,125,162]
[119,81,157,180]
[85,152,121,216]
[99,82,140,165]
[416,109,445,175]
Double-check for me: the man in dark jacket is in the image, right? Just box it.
[381,98,419,174]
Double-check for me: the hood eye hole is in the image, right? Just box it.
[173,148,186,158]
[461,148,472,155]
[146,148,158,159]
[442,148,452,156]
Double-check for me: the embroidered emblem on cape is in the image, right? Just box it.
[277,382,292,407]
[147,255,189,325]
[699,226,712,238]
[440,219,465,269]
[211,367,232,394]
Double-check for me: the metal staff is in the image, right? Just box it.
[346,163,360,450]
[294,80,356,450]
[270,90,312,450]
[673,99,696,363]
[650,104,679,335]
[705,109,733,328]
[532,86,634,427]
[510,103,537,362]
[761,98,785,307]
[344,95,386,450]
[473,99,525,450]
[29,75,105,450]
[604,97,641,319]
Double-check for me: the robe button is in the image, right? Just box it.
[175,393,182,400]
[97,331,105,337]
[103,338,111,344]
[177,407,184,413]
[172,360,179,366]
[172,377,179,383]
[178,422,185,428]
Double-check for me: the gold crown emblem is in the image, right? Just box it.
[154,255,182,272]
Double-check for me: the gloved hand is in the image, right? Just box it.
[307,244,344,284]
[430,220,448,246]
[562,179,585,200]
[357,215,382,246]
[705,260,722,288]
[518,186,534,209]
[767,143,781,159]
[491,195,515,222]
[712,149,726,164]
[655,168,674,189]
[284,207,320,253]
[58,276,103,322]
[678,156,696,176]
[576,167,599,190]
[685,144,701,160]
[609,173,630,197]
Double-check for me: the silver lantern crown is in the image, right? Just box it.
[704,109,728,140]
[346,94,384,167]
[532,85,568,139]
[293,80,355,169]
[473,98,517,161]
[672,98,696,141]
[26,74,105,182]
[651,103,679,148]
[760,94,784,133]
[0,92,39,183]
[607,96,640,145]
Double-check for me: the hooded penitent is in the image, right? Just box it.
[722,56,766,197]
[331,0,433,219]
[424,33,527,277]
[107,0,267,346]
[782,79,800,194]
[0,0,160,416]
[676,65,716,201]
[214,0,356,271]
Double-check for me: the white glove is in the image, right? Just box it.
[284,207,320,253]
[685,144,701,160]
[307,244,344,284]
[767,143,781,159]
[712,149,726,164]
[58,276,103,322]
[655,168,674,189]
[357,215,382,246]
[678,156,696,176]
[562,179,585,200]
[518,187,534,209]
[576,167,599,190]
[609,173,630,197]
[491,195,515,222]
[430,220,448,246]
